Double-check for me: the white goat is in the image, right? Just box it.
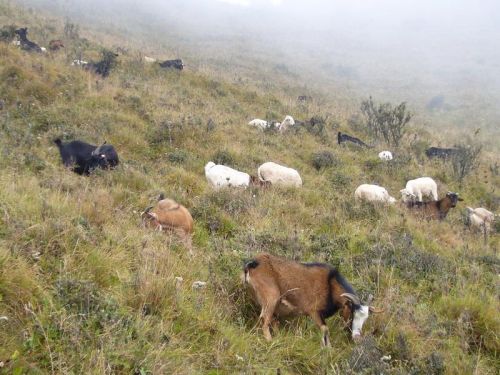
[278,115,295,132]
[248,119,269,131]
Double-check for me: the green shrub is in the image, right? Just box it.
[311,151,338,171]
[212,149,235,166]
[0,24,16,41]
[167,149,188,164]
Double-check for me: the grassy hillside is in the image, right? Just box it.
[0,2,499,374]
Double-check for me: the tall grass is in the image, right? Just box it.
[0,2,498,373]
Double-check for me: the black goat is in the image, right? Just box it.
[54,139,119,175]
[159,59,184,70]
[337,132,371,148]
[425,147,458,159]
[14,28,42,53]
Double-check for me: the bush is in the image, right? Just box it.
[303,116,326,137]
[212,150,235,166]
[0,25,16,42]
[167,149,188,164]
[360,97,412,146]
[451,143,482,183]
[311,151,338,170]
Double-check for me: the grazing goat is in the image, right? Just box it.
[337,132,371,148]
[425,147,458,159]
[378,151,393,161]
[400,177,438,202]
[355,184,396,204]
[257,162,302,187]
[54,139,119,175]
[159,59,184,70]
[141,197,194,254]
[248,119,270,131]
[14,28,42,53]
[278,115,295,132]
[244,253,383,346]
[204,161,250,189]
[466,207,495,234]
[48,40,64,51]
[405,191,462,220]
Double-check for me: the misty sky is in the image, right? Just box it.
[15,0,500,133]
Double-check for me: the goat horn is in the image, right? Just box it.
[341,293,361,305]
[369,306,384,314]
[141,206,154,216]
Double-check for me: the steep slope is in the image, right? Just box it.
[0,2,499,374]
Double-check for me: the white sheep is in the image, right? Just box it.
[257,162,302,187]
[355,184,397,204]
[400,177,438,202]
[466,207,495,233]
[378,151,393,161]
[204,161,250,189]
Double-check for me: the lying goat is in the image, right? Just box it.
[405,191,462,220]
[244,253,383,346]
[141,196,194,254]
[14,28,42,53]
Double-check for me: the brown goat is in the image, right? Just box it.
[48,40,64,51]
[141,198,194,253]
[244,253,382,346]
[406,191,462,220]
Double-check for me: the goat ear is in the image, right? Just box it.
[458,197,464,201]
[369,306,384,314]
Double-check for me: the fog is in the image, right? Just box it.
[15,0,500,132]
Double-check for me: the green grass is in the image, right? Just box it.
[0,1,499,374]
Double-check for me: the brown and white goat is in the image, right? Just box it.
[405,191,462,220]
[243,253,383,346]
[141,197,194,253]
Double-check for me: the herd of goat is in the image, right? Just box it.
[6,26,496,346]
[10,27,184,75]
[52,123,495,345]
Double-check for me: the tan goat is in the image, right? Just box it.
[141,197,194,253]
[244,253,382,346]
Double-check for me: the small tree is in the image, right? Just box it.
[64,20,79,40]
[451,143,482,184]
[360,97,412,147]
